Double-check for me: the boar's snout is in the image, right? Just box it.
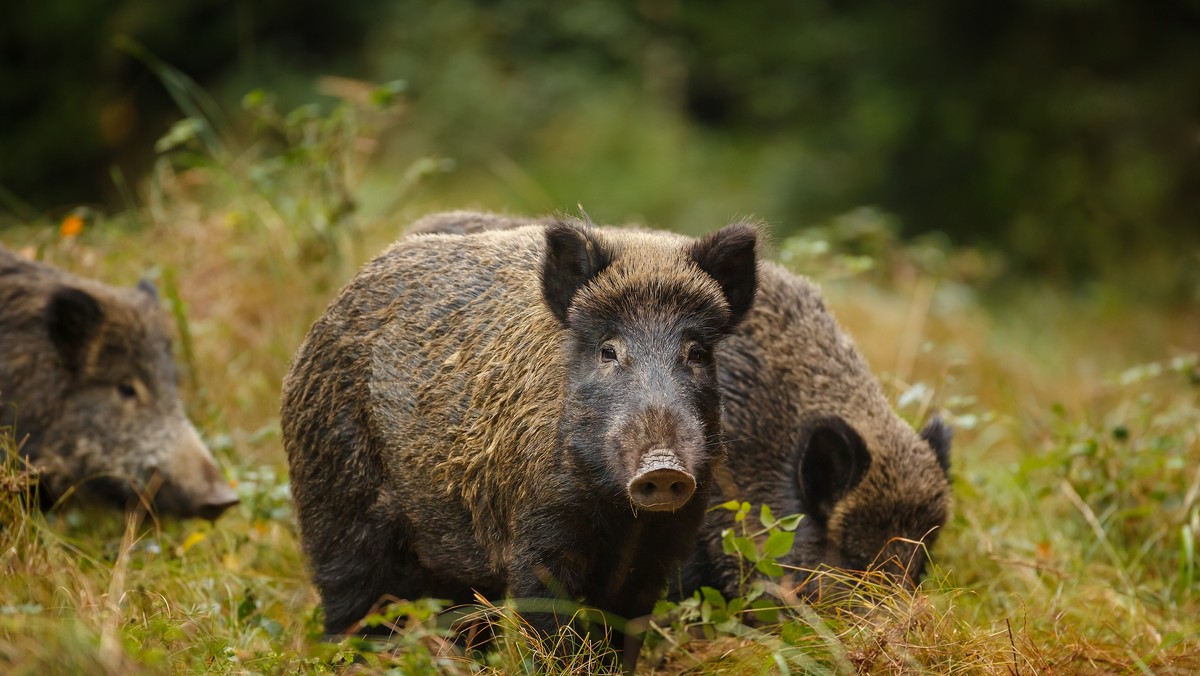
[192,481,240,521]
[156,421,240,520]
[628,448,696,512]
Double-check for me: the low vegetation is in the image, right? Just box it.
[2,88,1198,674]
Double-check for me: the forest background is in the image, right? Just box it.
[2,2,1198,673]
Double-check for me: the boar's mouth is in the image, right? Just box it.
[627,448,696,512]
[149,471,241,521]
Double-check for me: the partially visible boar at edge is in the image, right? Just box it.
[0,246,239,521]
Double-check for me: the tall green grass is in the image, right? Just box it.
[3,86,1199,673]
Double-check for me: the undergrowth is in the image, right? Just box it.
[3,83,1199,674]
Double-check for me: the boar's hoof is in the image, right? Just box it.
[628,449,696,512]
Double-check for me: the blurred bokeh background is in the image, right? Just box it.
[3,5,1200,671]
[4,0,1199,299]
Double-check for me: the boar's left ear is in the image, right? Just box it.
[689,222,758,329]
[45,286,104,372]
[920,416,953,476]
[797,416,871,525]
[136,278,160,302]
[542,218,614,325]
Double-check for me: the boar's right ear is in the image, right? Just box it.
[920,416,953,476]
[797,416,871,525]
[542,219,613,325]
[689,222,758,329]
[45,287,104,372]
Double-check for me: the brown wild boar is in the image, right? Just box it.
[280,216,759,668]
[0,246,238,520]
[403,211,953,602]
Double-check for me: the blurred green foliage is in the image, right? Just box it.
[3,0,1199,290]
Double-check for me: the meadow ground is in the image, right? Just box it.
[2,98,1198,674]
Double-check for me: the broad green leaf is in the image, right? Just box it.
[760,503,776,529]
[764,530,796,559]
[732,536,760,562]
[699,586,727,611]
[756,558,785,577]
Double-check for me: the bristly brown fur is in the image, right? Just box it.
[280,215,759,663]
[392,212,954,600]
[0,246,237,519]
[696,262,952,596]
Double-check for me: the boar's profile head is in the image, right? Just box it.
[36,281,239,520]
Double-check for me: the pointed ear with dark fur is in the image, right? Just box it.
[689,222,759,329]
[541,219,613,325]
[137,278,160,302]
[797,417,872,524]
[45,287,103,373]
[920,416,953,475]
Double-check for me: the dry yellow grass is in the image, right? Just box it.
[2,118,1198,673]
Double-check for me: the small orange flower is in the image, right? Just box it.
[60,214,85,238]
[1036,540,1053,559]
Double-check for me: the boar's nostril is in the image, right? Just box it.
[627,451,696,512]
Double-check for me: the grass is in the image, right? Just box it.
[2,88,1199,674]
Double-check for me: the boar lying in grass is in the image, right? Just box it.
[0,246,238,520]
[407,211,953,603]
[281,215,759,669]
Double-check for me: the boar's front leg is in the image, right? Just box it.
[506,515,632,670]
[506,545,600,660]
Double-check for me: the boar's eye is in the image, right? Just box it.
[116,382,138,400]
[685,344,708,365]
[599,343,618,363]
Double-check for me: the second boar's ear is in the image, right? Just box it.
[920,416,953,476]
[797,416,871,525]
[689,222,758,329]
[45,286,104,372]
[137,278,160,302]
[542,219,613,325]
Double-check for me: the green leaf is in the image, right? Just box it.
[734,501,752,522]
[721,528,737,555]
[760,503,776,529]
[763,530,796,559]
[751,598,781,625]
[756,558,784,577]
[777,514,804,531]
[732,536,760,562]
[727,596,746,616]
[699,586,727,611]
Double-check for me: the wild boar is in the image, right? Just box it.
[0,246,238,520]
[280,216,758,667]
[400,212,953,602]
